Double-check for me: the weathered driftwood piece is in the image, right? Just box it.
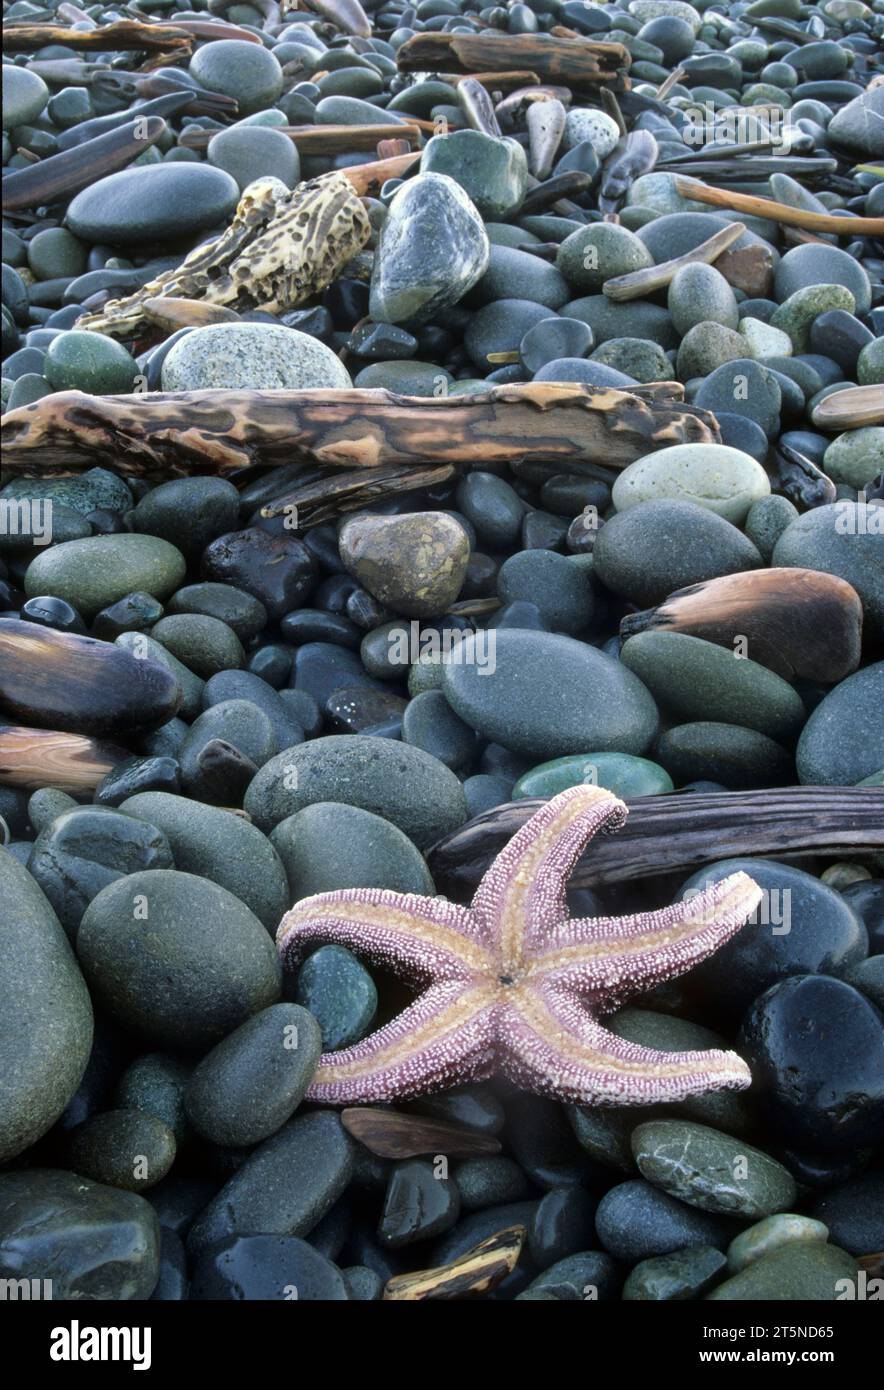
[426,787,884,897]
[75,171,371,339]
[178,122,424,153]
[811,384,884,430]
[341,1108,501,1159]
[603,223,746,301]
[341,150,421,196]
[620,569,863,684]
[383,1227,525,1301]
[260,462,456,527]
[298,0,371,37]
[142,297,241,331]
[0,383,722,482]
[397,32,630,90]
[2,116,167,212]
[0,725,129,793]
[2,20,193,54]
[674,177,884,236]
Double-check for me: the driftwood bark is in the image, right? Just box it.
[0,725,129,793]
[178,123,424,154]
[397,32,630,91]
[341,1109,501,1159]
[2,21,192,54]
[426,787,884,897]
[0,383,721,483]
[383,1228,525,1301]
[811,385,884,430]
[603,223,745,302]
[2,117,167,212]
[673,177,884,236]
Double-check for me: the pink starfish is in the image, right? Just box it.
[277,786,762,1107]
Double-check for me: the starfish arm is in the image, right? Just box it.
[499,984,751,1106]
[530,871,762,1006]
[305,982,499,1104]
[277,888,492,984]
[470,785,628,969]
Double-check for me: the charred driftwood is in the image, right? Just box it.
[1,383,722,484]
[426,787,884,897]
[619,569,864,684]
[397,32,630,91]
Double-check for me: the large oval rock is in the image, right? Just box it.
[66,164,239,246]
[370,171,489,324]
[0,848,93,1161]
[679,858,868,1022]
[161,324,352,392]
[612,444,770,525]
[244,735,467,847]
[186,1111,354,1259]
[25,534,186,620]
[185,1003,322,1148]
[620,631,806,741]
[593,501,763,608]
[270,801,435,901]
[442,629,659,759]
[631,1120,797,1220]
[706,1242,859,1301]
[796,662,884,787]
[772,503,884,638]
[738,974,884,1153]
[77,870,281,1049]
[119,791,289,932]
[0,1169,160,1300]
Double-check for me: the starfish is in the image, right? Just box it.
[276,785,762,1106]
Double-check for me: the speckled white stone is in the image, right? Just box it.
[612,443,772,525]
[563,108,621,158]
[161,323,352,391]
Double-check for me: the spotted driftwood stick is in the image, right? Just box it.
[397,32,630,90]
[426,787,884,897]
[0,382,721,482]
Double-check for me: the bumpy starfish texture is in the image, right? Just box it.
[276,786,762,1106]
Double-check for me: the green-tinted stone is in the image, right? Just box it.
[0,848,93,1162]
[185,1003,322,1147]
[66,1109,176,1192]
[727,1213,829,1273]
[623,1246,727,1300]
[610,1009,752,1134]
[114,1052,193,1145]
[43,330,139,393]
[857,337,884,385]
[621,631,805,741]
[632,1120,798,1219]
[421,129,528,219]
[706,1243,859,1300]
[770,285,856,353]
[823,429,884,490]
[295,945,377,1050]
[270,801,434,900]
[25,534,186,620]
[513,752,673,800]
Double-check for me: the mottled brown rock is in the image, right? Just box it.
[339,511,471,617]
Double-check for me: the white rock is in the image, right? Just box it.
[612,443,771,525]
[739,317,793,360]
[161,323,352,391]
[563,108,621,158]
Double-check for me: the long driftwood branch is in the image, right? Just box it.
[2,117,167,212]
[0,383,721,482]
[426,787,884,896]
[673,177,884,236]
[2,21,193,54]
[397,33,630,91]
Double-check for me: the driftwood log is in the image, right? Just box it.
[0,725,130,794]
[673,178,884,237]
[426,787,884,897]
[397,32,630,91]
[2,21,193,55]
[177,123,425,154]
[0,383,721,485]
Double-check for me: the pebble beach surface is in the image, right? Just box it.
[1,0,884,1307]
